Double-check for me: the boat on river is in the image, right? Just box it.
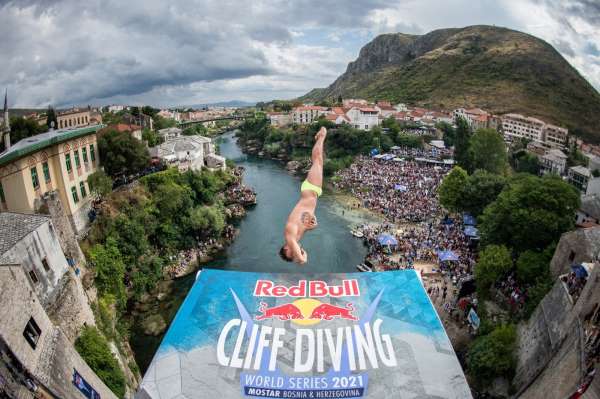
[356,263,372,272]
[351,229,364,238]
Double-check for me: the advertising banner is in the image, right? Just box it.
[138,269,471,398]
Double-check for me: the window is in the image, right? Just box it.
[28,270,39,284]
[65,153,72,172]
[30,167,39,189]
[80,181,87,198]
[89,144,95,162]
[82,148,88,163]
[42,258,50,271]
[74,150,81,168]
[23,317,41,350]
[71,186,79,203]
[0,182,4,203]
[42,162,50,182]
[569,251,576,262]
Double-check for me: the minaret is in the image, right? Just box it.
[2,89,9,149]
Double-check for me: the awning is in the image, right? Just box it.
[438,250,459,262]
[463,214,476,226]
[377,233,398,246]
[571,264,589,279]
[464,226,479,238]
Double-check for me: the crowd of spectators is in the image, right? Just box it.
[333,156,445,223]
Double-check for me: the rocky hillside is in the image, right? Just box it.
[302,25,600,142]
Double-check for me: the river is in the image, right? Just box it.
[132,132,376,371]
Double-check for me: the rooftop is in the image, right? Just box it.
[0,213,51,261]
[150,136,211,158]
[0,124,105,167]
[570,165,591,177]
[544,149,568,160]
[111,123,142,132]
[503,113,546,125]
[581,194,600,220]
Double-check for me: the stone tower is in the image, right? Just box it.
[2,89,9,148]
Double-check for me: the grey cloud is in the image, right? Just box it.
[537,0,600,27]
[553,39,576,57]
[585,42,600,57]
[0,0,396,106]
[2,0,599,107]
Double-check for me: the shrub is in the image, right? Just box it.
[75,326,126,397]
[468,324,517,386]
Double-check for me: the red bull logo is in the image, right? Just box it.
[309,302,358,321]
[255,300,358,323]
[255,302,303,321]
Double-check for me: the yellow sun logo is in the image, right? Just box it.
[290,298,322,326]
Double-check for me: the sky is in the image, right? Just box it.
[0,0,599,108]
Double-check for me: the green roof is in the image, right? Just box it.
[0,124,105,167]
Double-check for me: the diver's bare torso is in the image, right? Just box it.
[285,192,318,241]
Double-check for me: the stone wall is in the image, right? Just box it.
[45,270,96,343]
[36,326,118,399]
[0,265,117,398]
[550,228,600,278]
[514,263,600,398]
[517,321,583,399]
[513,280,578,392]
[41,190,85,264]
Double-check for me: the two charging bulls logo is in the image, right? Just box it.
[254,301,358,324]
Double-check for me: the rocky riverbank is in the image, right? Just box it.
[129,166,256,337]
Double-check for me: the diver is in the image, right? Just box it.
[279,126,327,264]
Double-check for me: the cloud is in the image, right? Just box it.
[0,0,598,107]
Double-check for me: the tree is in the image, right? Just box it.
[153,114,177,130]
[469,128,507,174]
[183,124,208,136]
[438,166,468,212]
[8,116,47,144]
[98,129,150,177]
[453,117,472,170]
[475,244,512,297]
[515,248,552,285]
[337,95,343,105]
[480,174,580,252]
[88,171,113,200]
[89,237,126,308]
[75,326,126,397]
[46,106,58,129]
[188,205,226,237]
[467,324,517,385]
[512,150,540,175]
[142,128,162,147]
[436,121,455,147]
[462,170,506,216]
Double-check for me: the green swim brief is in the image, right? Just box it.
[301,180,322,197]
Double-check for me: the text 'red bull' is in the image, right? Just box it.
[254,280,360,298]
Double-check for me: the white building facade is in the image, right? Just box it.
[346,107,380,130]
[291,106,328,124]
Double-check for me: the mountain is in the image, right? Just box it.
[188,100,255,108]
[302,25,600,142]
